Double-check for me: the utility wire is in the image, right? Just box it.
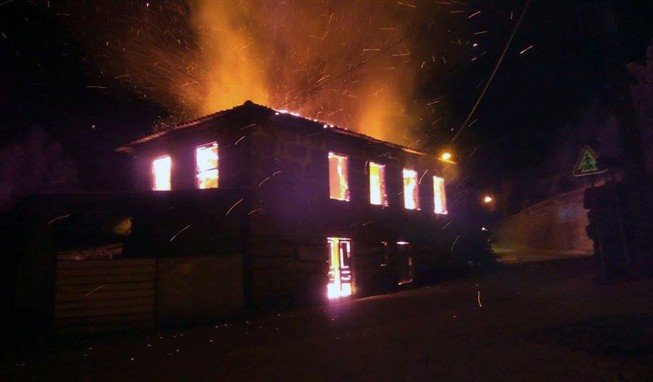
[451,0,533,142]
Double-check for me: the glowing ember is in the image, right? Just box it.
[152,155,171,191]
[402,169,419,210]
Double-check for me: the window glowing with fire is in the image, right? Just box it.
[327,237,353,299]
[328,152,350,201]
[433,176,448,215]
[369,162,387,206]
[196,142,218,189]
[152,155,171,191]
[403,169,419,210]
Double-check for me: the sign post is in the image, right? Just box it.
[573,145,606,177]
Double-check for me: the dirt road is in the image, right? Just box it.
[3,258,653,381]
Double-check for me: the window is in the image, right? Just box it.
[327,237,353,299]
[196,142,218,189]
[152,155,171,191]
[433,176,448,214]
[403,169,419,210]
[328,152,350,201]
[369,162,387,206]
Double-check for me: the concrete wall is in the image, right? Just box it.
[492,187,593,262]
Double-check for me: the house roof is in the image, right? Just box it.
[117,101,430,156]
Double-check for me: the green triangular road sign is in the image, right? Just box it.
[573,145,606,177]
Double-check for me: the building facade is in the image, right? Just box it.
[119,101,451,308]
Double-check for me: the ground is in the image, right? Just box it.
[2,257,653,381]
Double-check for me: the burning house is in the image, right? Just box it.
[9,101,455,335]
[118,101,451,307]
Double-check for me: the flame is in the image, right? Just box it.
[328,152,350,201]
[402,169,419,209]
[64,1,474,147]
[152,155,171,191]
[327,237,353,299]
[369,162,387,206]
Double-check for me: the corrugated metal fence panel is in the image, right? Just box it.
[55,259,156,334]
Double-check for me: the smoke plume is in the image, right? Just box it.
[64,0,478,147]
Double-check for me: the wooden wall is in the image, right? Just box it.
[55,259,156,334]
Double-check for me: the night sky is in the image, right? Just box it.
[1,0,652,206]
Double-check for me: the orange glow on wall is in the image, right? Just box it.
[403,169,419,210]
[196,142,219,189]
[328,152,350,201]
[433,176,448,215]
[327,237,352,299]
[152,155,171,191]
[369,162,387,206]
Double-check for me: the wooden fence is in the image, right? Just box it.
[54,259,156,334]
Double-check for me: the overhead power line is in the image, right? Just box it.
[451,0,533,143]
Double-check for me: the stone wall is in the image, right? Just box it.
[492,187,593,261]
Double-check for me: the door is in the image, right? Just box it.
[327,237,353,299]
[397,241,414,285]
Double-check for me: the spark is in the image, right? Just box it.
[85,284,108,296]
[235,135,245,145]
[309,31,328,40]
[473,31,487,35]
[468,10,481,19]
[258,177,270,187]
[450,234,461,253]
[86,85,108,89]
[48,213,71,225]
[519,45,533,55]
[397,2,416,8]
[247,208,263,215]
[170,225,190,241]
[477,290,483,307]
[226,198,243,215]
[418,169,428,184]
[327,108,343,116]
